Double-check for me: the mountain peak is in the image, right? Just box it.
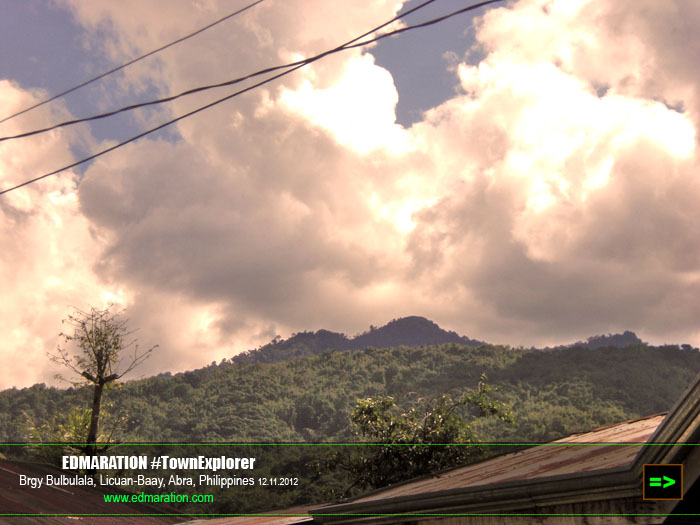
[583,331,644,349]
[233,316,484,364]
[541,330,646,351]
[349,316,478,350]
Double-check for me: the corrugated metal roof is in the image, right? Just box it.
[183,505,317,524]
[315,371,700,523]
[353,413,667,503]
[0,458,185,524]
[0,457,318,525]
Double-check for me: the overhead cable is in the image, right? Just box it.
[0,0,265,125]
[0,0,503,197]
[1,0,502,144]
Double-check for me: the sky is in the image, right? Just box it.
[1,0,699,390]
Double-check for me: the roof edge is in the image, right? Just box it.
[634,370,700,469]
[315,371,700,523]
[313,468,639,523]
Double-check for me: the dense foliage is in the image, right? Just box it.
[2,341,699,512]
[329,375,513,492]
[49,305,155,456]
[233,316,483,364]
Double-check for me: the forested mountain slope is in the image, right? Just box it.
[230,315,651,365]
[2,342,699,445]
[233,316,484,364]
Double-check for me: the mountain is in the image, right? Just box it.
[233,315,670,365]
[233,315,660,365]
[579,331,645,349]
[347,316,482,349]
[233,316,484,364]
[3,329,700,513]
[542,330,647,351]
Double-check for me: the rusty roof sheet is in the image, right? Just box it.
[0,457,319,525]
[182,505,318,524]
[354,413,667,503]
[0,458,185,524]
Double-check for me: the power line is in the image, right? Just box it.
[0,0,438,143]
[0,0,503,197]
[0,0,501,144]
[0,0,265,125]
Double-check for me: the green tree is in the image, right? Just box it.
[334,374,513,492]
[48,305,156,456]
[26,387,129,465]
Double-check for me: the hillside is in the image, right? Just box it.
[3,340,699,513]
[3,342,699,445]
[233,316,484,364]
[544,330,646,350]
[231,316,659,365]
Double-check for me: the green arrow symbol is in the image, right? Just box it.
[663,476,676,489]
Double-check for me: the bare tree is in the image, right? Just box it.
[49,305,157,455]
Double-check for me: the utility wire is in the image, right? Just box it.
[0,0,503,197]
[0,0,437,143]
[0,0,265,125]
[1,0,500,144]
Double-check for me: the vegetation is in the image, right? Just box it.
[1,340,699,512]
[47,305,156,456]
[233,316,483,364]
[330,375,513,492]
[545,330,644,350]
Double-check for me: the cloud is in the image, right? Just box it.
[46,0,419,382]
[404,0,700,345]
[0,81,127,388]
[3,0,700,388]
[279,53,413,154]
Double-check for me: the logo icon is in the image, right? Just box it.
[643,464,683,500]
